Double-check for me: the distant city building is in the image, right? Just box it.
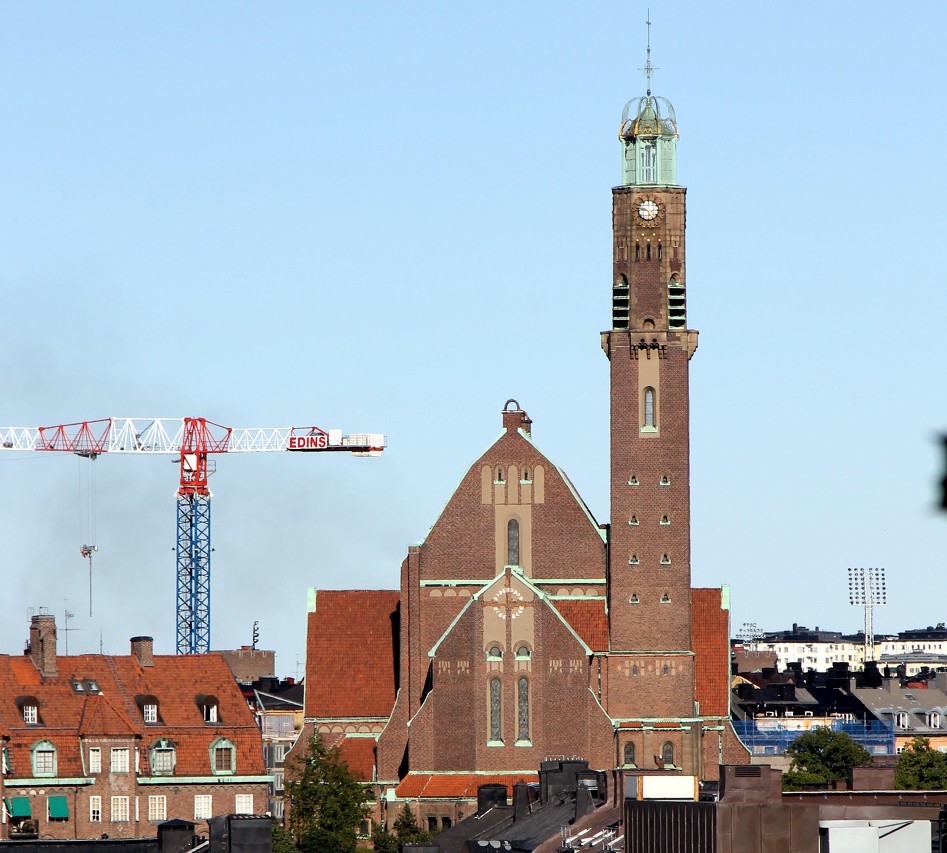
[737,623,947,674]
[218,646,276,685]
[0,614,268,840]
[737,624,865,672]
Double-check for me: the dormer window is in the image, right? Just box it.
[31,740,57,777]
[197,695,220,723]
[72,680,85,693]
[136,695,160,724]
[210,738,236,775]
[150,739,176,776]
[929,712,941,729]
[17,698,40,725]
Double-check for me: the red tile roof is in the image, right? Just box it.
[336,736,376,782]
[554,600,608,651]
[691,588,729,717]
[395,772,538,799]
[0,650,264,779]
[305,590,400,718]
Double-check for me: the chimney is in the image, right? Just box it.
[131,636,154,667]
[29,614,58,677]
[502,400,531,436]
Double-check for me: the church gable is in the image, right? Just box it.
[417,403,606,586]
[405,569,612,774]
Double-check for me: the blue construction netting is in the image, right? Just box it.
[731,719,895,756]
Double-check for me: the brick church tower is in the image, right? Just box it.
[297,45,750,830]
[602,63,700,720]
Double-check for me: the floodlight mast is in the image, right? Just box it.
[0,417,387,654]
[848,567,887,663]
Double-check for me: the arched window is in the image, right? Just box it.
[487,645,502,661]
[31,740,56,777]
[517,678,530,743]
[623,742,636,766]
[209,737,236,775]
[507,519,520,566]
[150,739,176,776]
[496,466,505,483]
[515,645,531,660]
[643,388,656,429]
[662,742,674,767]
[489,678,502,743]
[635,243,640,262]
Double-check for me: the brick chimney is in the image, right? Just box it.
[28,614,58,677]
[502,399,531,436]
[131,636,154,667]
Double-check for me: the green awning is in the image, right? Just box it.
[10,797,31,817]
[48,796,68,819]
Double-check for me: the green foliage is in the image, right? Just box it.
[371,821,399,853]
[393,803,433,844]
[895,737,947,789]
[286,733,370,853]
[782,727,873,790]
[272,820,297,853]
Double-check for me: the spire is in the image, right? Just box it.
[640,10,657,97]
[619,11,678,187]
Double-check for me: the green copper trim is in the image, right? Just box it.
[138,775,272,784]
[307,587,316,613]
[720,583,730,610]
[5,777,92,787]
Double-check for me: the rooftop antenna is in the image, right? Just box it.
[639,9,657,96]
[62,606,78,655]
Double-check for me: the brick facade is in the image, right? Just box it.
[0,622,268,840]
[297,95,748,828]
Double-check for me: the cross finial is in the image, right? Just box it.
[639,10,657,97]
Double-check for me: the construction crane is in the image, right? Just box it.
[0,417,386,654]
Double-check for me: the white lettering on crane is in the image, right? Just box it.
[288,434,328,451]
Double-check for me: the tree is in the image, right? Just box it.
[272,820,296,853]
[393,804,432,844]
[286,733,370,853]
[782,727,872,791]
[371,821,399,853]
[895,737,947,789]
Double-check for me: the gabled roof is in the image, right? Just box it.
[395,772,538,798]
[77,693,138,736]
[691,588,730,717]
[553,600,608,652]
[336,736,376,782]
[0,650,264,779]
[305,590,400,719]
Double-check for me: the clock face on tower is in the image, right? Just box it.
[638,199,659,221]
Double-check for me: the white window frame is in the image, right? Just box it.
[111,747,130,772]
[143,704,158,723]
[194,794,213,820]
[90,796,102,823]
[111,796,129,822]
[89,747,101,774]
[234,794,254,814]
[202,703,219,723]
[23,705,37,724]
[148,795,167,821]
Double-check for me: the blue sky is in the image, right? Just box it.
[2,3,945,673]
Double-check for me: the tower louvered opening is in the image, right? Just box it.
[668,276,686,328]
[613,276,630,329]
